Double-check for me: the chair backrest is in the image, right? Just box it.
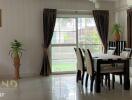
[107,47,116,55]
[83,49,94,76]
[74,48,85,71]
[120,48,132,58]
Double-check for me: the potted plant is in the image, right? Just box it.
[9,40,23,80]
[112,24,122,41]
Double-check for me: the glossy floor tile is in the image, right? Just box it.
[0,74,132,100]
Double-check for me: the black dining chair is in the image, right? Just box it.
[111,48,132,89]
[83,49,111,92]
[74,48,86,85]
[103,47,116,85]
[107,47,116,55]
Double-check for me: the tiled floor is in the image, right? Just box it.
[0,74,132,100]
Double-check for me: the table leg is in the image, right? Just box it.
[95,60,101,93]
[124,59,130,90]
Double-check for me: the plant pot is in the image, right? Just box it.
[13,54,20,80]
[113,33,120,41]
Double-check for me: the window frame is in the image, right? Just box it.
[51,16,103,73]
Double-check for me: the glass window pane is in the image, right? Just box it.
[52,32,76,44]
[59,18,76,31]
[52,18,76,44]
[52,46,76,72]
[54,18,59,31]
[78,18,101,44]
[52,32,60,44]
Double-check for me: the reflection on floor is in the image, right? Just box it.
[0,74,132,100]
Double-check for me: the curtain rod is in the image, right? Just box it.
[57,9,93,12]
[57,9,93,15]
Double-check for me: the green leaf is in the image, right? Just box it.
[112,24,122,34]
[9,39,23,57]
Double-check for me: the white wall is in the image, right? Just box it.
[127,0,132,6]
[0,0,115,78]
[115,10,127,40]
[114,0,127,41]
[0,0,44,78]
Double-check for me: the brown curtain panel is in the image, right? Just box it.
[127,9,132,48]
[40,9,57,76]
[93,10,109,53]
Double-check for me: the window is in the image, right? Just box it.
[52,18,76,73]
[52,46,76,72]
[52,18,76,44]
[51,17,102,73]
[78,18,102,53]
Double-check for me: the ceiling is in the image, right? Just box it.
[98,0,118,1]
[89,0,118,2]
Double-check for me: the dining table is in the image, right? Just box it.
[92,53,130,93]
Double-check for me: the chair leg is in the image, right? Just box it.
[105,75,108,86]
[108,74,110,90]
[90,75,95,92]
[119,75,122,85]
[112,74,115,89]
[112,74,122,89]
[100,75,104,86]
[81,71,85,85]
[76,70,81,82]
[85,73,89,88]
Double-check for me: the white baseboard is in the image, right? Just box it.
[0,73,40,80]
